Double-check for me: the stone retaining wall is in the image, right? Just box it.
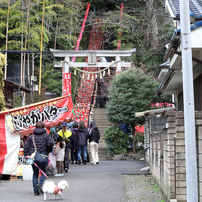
[148,111,202,202]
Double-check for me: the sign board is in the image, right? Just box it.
[88,53,96,65]
[63,73,71,96]
[0,95,73,175]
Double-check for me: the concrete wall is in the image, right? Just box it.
[148,111,202,202]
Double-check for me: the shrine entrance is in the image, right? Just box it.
[50,48,136,76]
[50,48,136,125]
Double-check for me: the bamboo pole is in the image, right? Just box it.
[54,12,59,49]
[21,0,23,89]
[5,0,10,80]
[23,0,30,87]
[74,8,78,47]
[22,0,30,106]
[39,0,45,95]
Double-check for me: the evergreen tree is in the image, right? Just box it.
[41,61,62,96]
[106,68,159,153]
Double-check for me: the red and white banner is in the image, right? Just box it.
[72,3,90,62]
[117,3,124,50]
[63,73,71,96]
[0,95,73,175]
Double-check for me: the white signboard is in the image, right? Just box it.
[88,53,96,65]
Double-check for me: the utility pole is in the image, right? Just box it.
[180,1,198,201]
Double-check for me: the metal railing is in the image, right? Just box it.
[87,79,97,128]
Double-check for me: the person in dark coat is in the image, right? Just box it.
[24,122,53,196]
[89,123,100,165]
[119,123,131,134]
[89,121,96,133]
[70,121,78,164]
[76,121,89,165]
[96,78,108,108]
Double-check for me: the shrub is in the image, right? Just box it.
[134,132,144,152]
[103,126,129,155]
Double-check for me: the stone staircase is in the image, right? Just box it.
[74,23,103,125]
[88,108,113,161]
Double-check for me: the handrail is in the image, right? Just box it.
[87,78,97,128]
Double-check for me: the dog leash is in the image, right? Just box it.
[34,162,52,182]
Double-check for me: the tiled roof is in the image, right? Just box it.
[167,0,202,17]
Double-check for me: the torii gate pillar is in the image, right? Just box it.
[116,56,121,74]
[64,56,69,73]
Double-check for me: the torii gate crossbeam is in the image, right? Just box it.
[50,48,136,73]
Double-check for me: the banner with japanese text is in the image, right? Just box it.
[0,95,73,175]
[63,73,71,96]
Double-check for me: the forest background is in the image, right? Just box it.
[0,0,174,108]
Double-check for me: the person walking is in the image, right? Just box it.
[96,78,108,108]
[70,121,78,164]
[76,121,89,165]
[53,136,66,177]
[89,123,100,165]
[24,121,53,196]
[57,122,72,173]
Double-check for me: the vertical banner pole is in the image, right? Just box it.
[117,3,124,50]
[72,3,90,62]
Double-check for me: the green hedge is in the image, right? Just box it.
[104,126,129,155]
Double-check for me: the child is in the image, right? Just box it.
[53,136,66,177]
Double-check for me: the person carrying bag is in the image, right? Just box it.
[32,135,49,167]
[24,122,53,196]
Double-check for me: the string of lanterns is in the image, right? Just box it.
[63,60,121,80]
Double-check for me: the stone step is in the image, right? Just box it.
[94,122,113,126]
[99,142,107,147]
[97,125,112,130]
[93,114,108,118]
[91,107,110,160]
[96,127,111,134]
[94,117,109,120]
[87,147,107,160]
[94,108,107,112]
[99,145,107,148]
[99,139,106,143]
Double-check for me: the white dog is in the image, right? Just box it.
[42,180,69,200]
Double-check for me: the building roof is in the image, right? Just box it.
[4,80,32,93]
[135,107,176,118]
[158,1,202,95]
[166,0,202,17]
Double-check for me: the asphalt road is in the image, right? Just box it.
[0,160,149,202]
